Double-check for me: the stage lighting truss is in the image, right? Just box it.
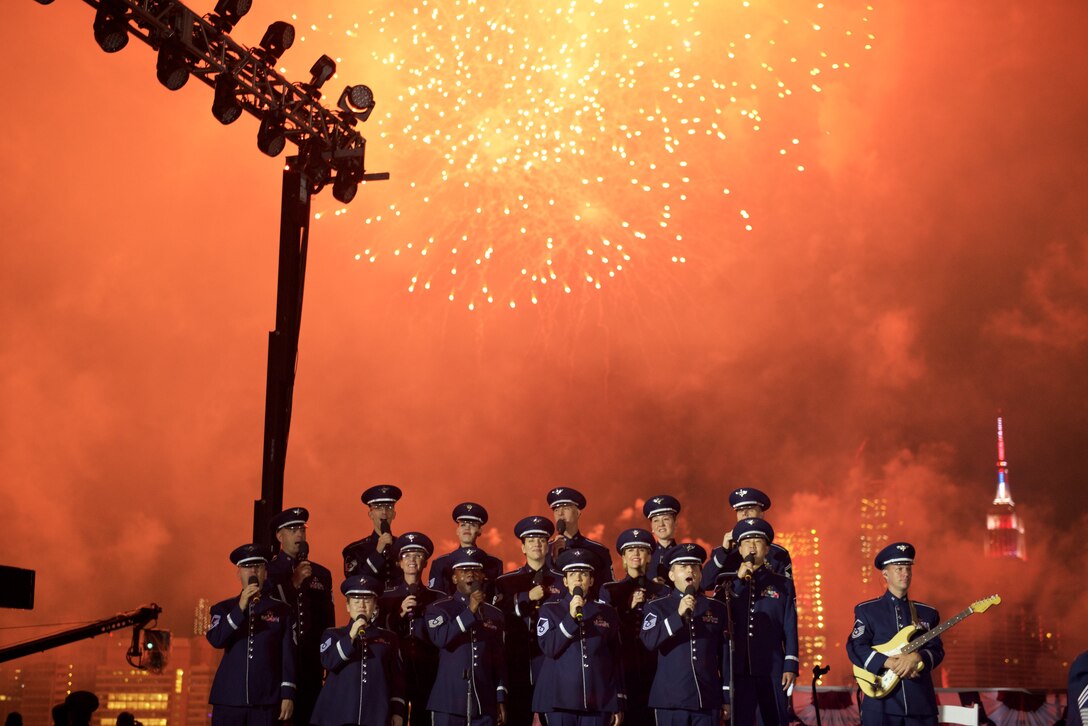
[68,0,386,200]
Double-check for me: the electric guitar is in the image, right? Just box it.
[853,594,1000,698]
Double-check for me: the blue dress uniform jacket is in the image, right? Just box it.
[723,567,798,726]
[429,548,505,598]
[268,553,335,723]
[703,543,792,590]
[311,622,407,726]
[1068,650,1088,726]
[546,534,614,597]
[648,541,676,582]
[424,593,508,718]
[601,577,670,726]
[639,589,731,711]
[206,593,297,708]
[379,582,446,726]
[343,531,398,583]
[532,595,625,714]
[492,566,565,726]
[846,591,944,721]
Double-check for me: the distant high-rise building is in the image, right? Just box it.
[985,415,1026,560]
[776,528,827,672]
[858,494,888,585]
[193,598,211,636]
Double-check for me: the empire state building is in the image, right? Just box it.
[985,414,1027,560]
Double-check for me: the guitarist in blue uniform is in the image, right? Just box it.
[846,542,944,725]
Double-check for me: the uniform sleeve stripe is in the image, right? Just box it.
[559,621,575,639]
[336,641,349,661]
[367,560,380,574]
[282,681,296,688]
[785,655,799,662]
[392,698,406,704]
[1077,684,1088,707]
[864,651,878,669]
[664,617,674,637]
[456,615,467,632]
[226,614,239,630]
[497,686,508,692]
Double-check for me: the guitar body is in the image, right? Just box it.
[852,624,924,698]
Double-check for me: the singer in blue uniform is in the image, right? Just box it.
[342,484,402,583]
[425,547,508,726]
[544,487,613,597]
[703,488,793,589]
[643,495,681,582]
[533,548,625,726]
[428,502,505,598]
[1068,650,1088,726]
[206,544,296,726]
[721,518,798,726]
[493,516,565,726]
[267,506,335,726]
[379,532,446,726]
[600,529,670,726]
[311,575,406,726]
[639,543,731,726]
[846,542,944,726]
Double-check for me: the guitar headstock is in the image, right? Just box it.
[971,594,1001,613]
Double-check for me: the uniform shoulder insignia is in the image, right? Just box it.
[850,620,865,639]
[537,617,550,636]
[210,614,221,630]
[320,637,333,652]
[428,614,445,628]
[641,612,658,630]
[429,577,437,588]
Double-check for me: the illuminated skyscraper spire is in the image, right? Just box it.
[986,413,1026,560]
[993,415,1014,505]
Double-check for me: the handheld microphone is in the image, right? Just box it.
[354,613,368,638]
[379,520,391,555]
[636,575,648,590]
[682,580,695,624]
[248,575,261,605]
[742,553,756,581]
[297,541,309,562]
[406,582,422,618]
[573,586,584,620]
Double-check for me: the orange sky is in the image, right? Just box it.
[2,0,1086,683]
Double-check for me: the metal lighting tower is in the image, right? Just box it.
[33,0,389,545]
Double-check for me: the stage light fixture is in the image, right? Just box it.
[212,74,243,125]
[155,42,189,91]
[257,115,287,157]
[93,3,129,53]
[212,0,252,31]
[258,21,295,62]
[307,55,336,92]
[337,85,375,123]
[332,175,358,204]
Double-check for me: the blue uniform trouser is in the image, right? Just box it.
[653,708,718,726]
[543,710,611,726]
[210,704,278,726]
[431,712,496,726]
[732,675,788,726]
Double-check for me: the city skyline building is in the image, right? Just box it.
[985,415,1027,560]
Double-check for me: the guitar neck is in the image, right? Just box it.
[902,606,973,653]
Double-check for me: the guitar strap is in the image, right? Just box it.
[908,598,919,627]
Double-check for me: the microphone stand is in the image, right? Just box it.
[812,665,830,726]
[715,573,736,724]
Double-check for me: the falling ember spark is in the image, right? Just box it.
[304,1,876,309]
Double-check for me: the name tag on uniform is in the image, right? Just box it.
[642,613,658,630]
